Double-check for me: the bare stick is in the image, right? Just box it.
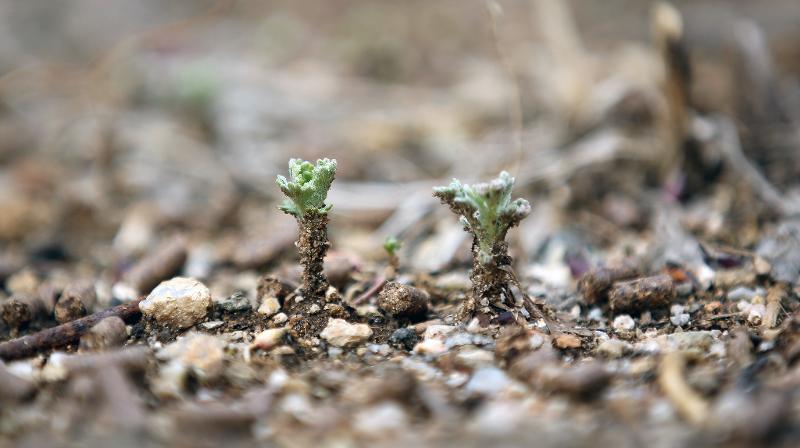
[658,351,709,426]
[352,275,387,306]
[763,285,786,330]
[0,298,143,361]
[716,117,800,216]
[123,235,187,295]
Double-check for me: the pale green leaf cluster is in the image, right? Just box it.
[434,171,530,264]
[383,236,402,256]
[276,158,337,219]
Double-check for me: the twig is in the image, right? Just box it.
[658,351,709,426]
[123,235,188,295]
[763,285,786,330]
[716,117,800,216]
[0,298,143,361]
[352,275,387,306]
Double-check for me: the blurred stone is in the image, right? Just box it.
[596,338,632,358]
[215,290,251,313]
[179,333,225,382]
[389,327,418,351]
[353,401,409,437]
[538,362,612,399]
[377,282,429,321]
[140,277,211,329]
[465,367,512,396]
[554,334,582,349]
[250,328,286,351]
[257,296,281,317]
[613,314,635,331]
[80,316,128,350]
[320,319,372,347]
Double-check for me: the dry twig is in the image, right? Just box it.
[0,299,143,361]
[658,351,709,426]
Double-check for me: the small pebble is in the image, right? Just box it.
[753,256,771,276]
[539,362,612,399]
[215,291,251,313]
[80,316,128,350]
[200,320,224,330]
[257,296,281,317]
[727,287,758,302]
[596,338,632,358]
[413,338,447,356]
[272,312,288,325]
[554,334,582,349]
[250,328,287,351]
[179,333,225,382]
[140,277,211,329]
[465,367,512,396]
[367,343,391,356]
[424,325,456,340]
[389,327,418,351]
[613,314,635,331]
[320,319,373,347]
[670,313,690,327]
[747,304,766,326]
[377,282,429,321]
[455,348,495,368]
[653,331,716,353]
[588,308,604,322]
[353,402,409,437]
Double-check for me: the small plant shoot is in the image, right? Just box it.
[383,235,403,277]
[434,171,531,319]
[276,158,337,219]
[383,236,402,257]
[277,158,337,299]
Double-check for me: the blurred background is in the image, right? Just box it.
[1,0,800,295]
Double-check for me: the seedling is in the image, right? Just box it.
[277,158,337,299]
[383,235,402,275]
[434,171,531,318]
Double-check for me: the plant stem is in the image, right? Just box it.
[297,210,330,300]
[467,238,514,315]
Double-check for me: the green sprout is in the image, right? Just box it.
[434,171,531,319]
[276,158,338,300]
[434,171,530,265]
[383,236,403,257]
[276,158,337,219]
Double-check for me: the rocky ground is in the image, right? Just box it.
[2,1,800,447]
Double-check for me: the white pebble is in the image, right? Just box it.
[257,296,281,317]
[747,304,766,325]
[465,367,512,396]
[670,313,690,327]
[140,277,211,329]
[353,402,409,437]
[596,338,632,358]
[588,308,604,321]
[613,314,635,331]
[250,328,286,351]
[320,319,373,347]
